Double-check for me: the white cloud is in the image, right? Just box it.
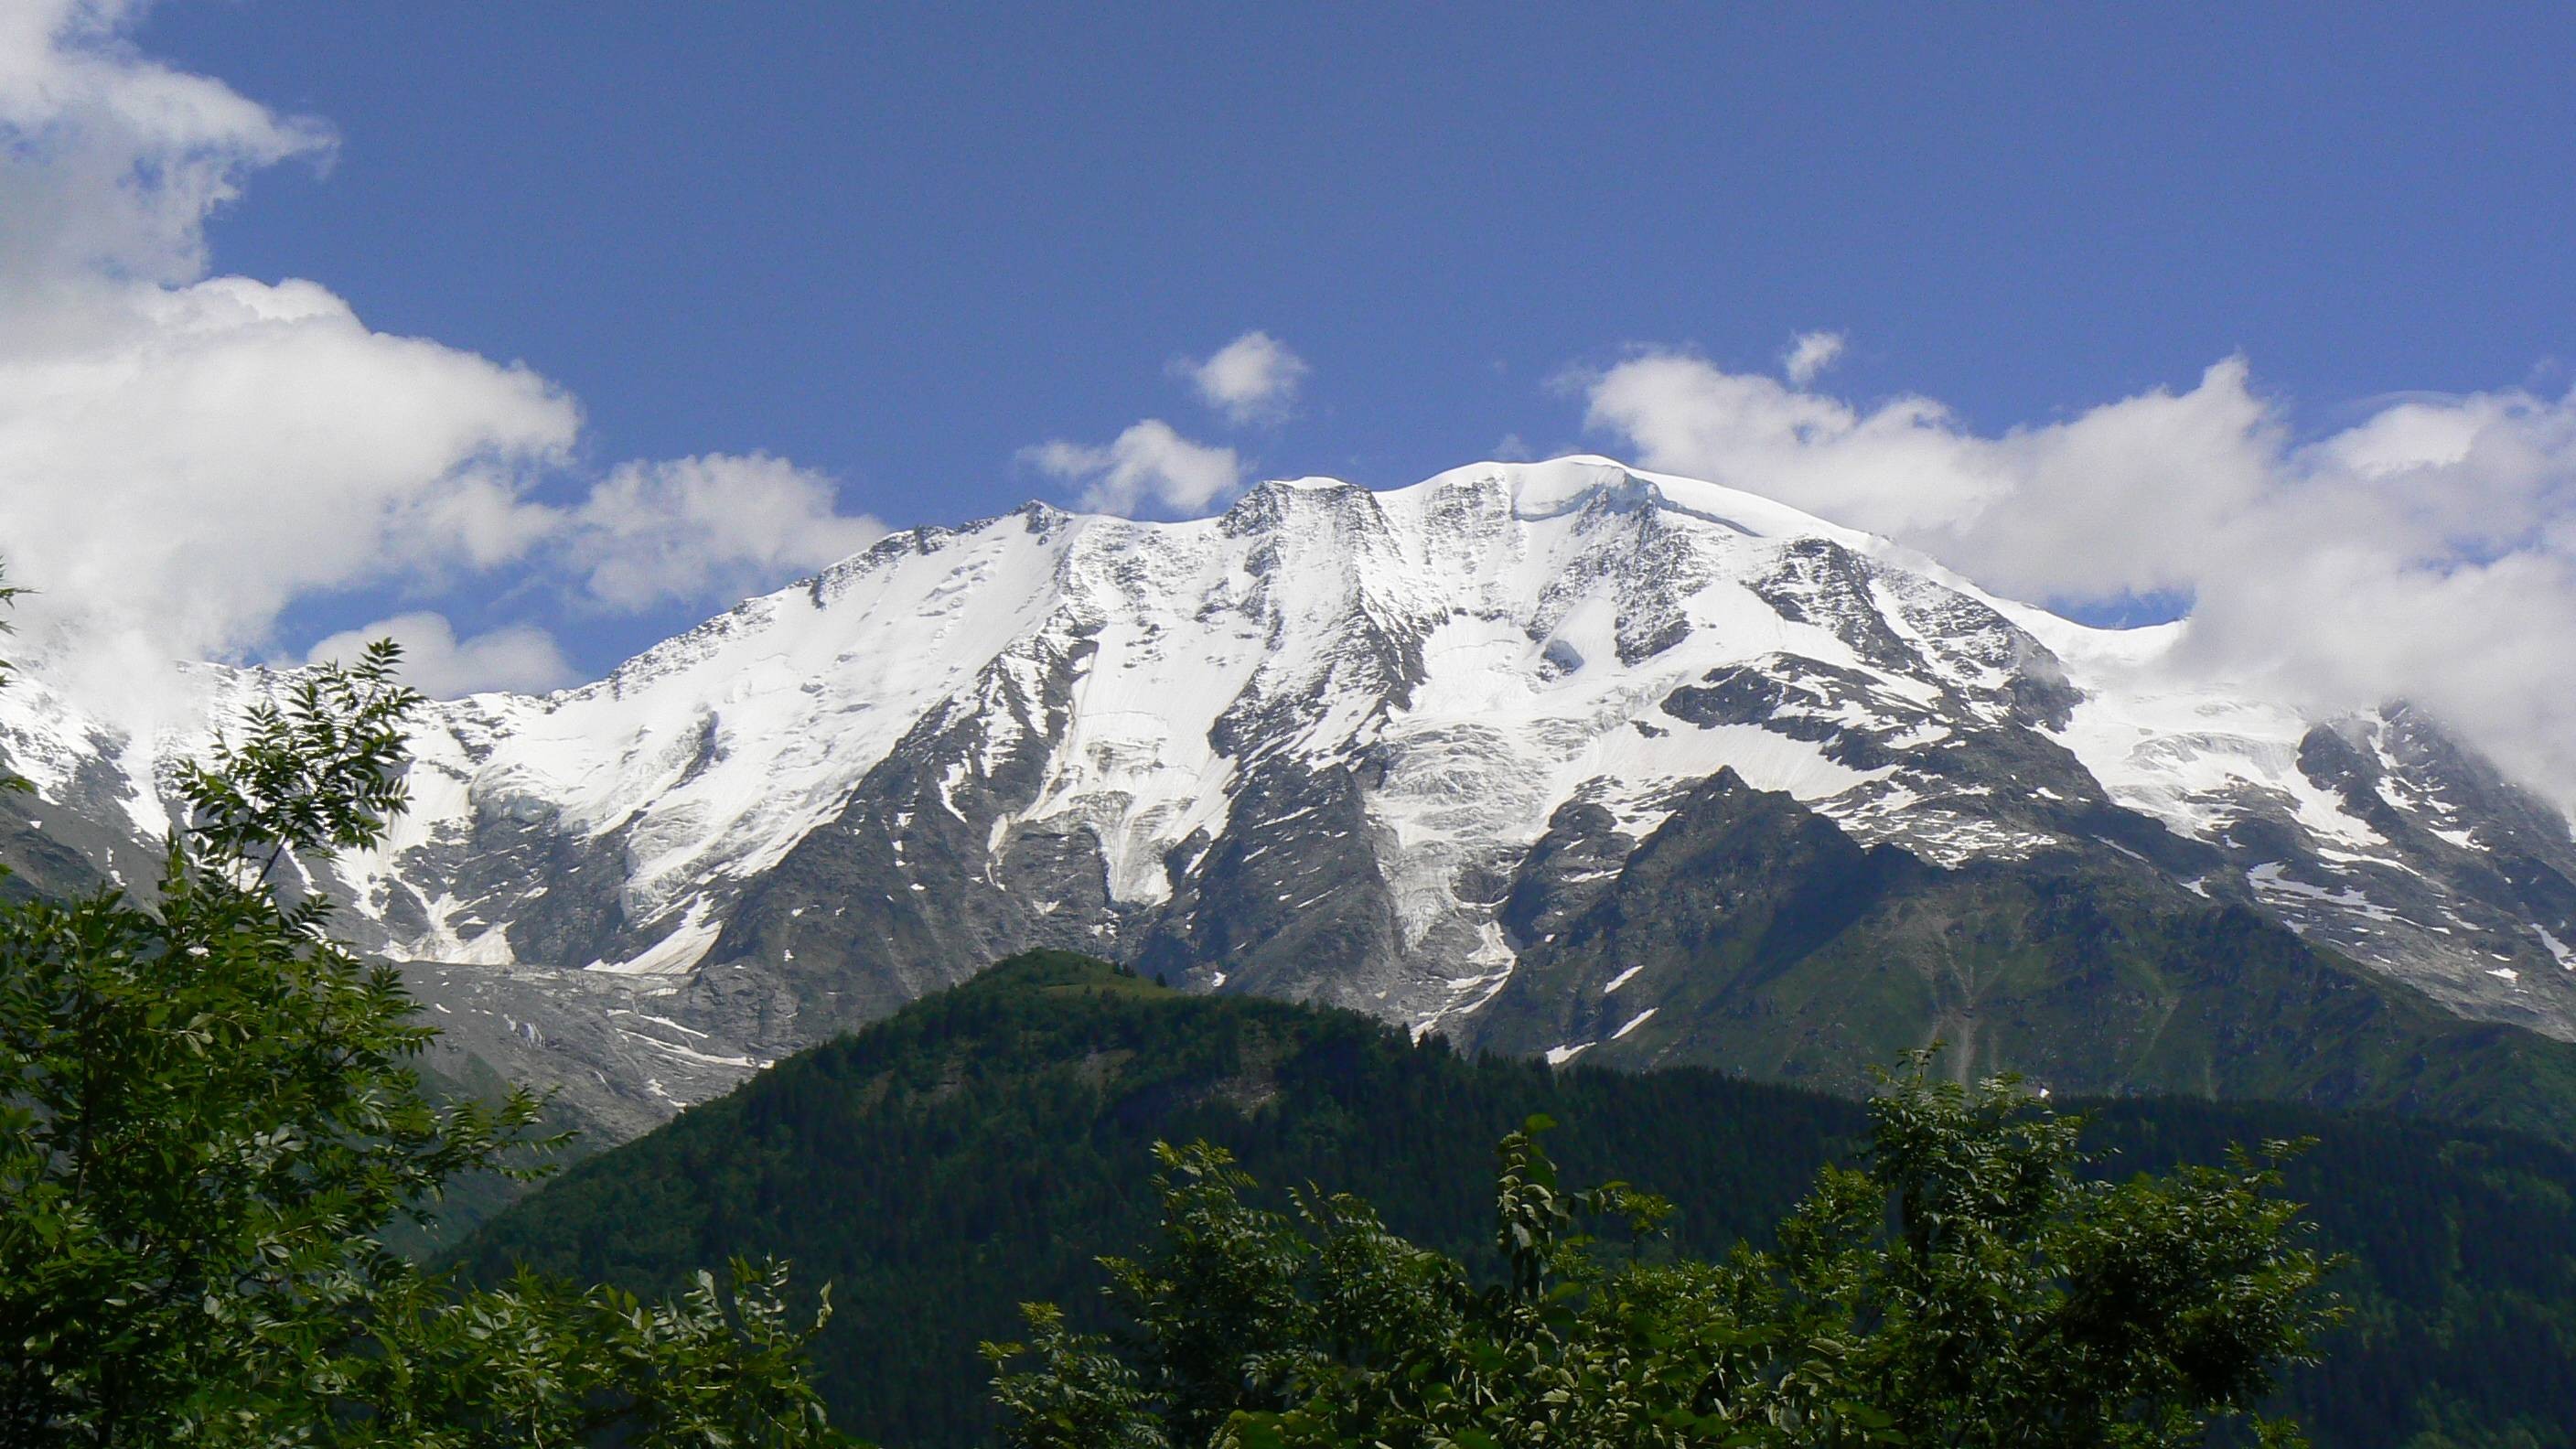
[0,0,333,293]
[1781,330,1845,386]
[304,612,574,699]
[1177,330,1309,424]
[0,5,577,692]
[0,4,879,717]
[1580,349,2576,805]
[564,453,887,610]
[0,277,581,663]
[1022,420,1242,517]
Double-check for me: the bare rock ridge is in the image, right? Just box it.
[6,456,2575,1139]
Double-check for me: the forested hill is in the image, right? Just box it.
[460,950,2576,1449]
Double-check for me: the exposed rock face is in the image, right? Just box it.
[6,457,2573,1139]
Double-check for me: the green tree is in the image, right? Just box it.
[0,589,855,1446]
[987,1060,2342,1449]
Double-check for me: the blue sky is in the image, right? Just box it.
[6,2,2576,791]
[146,1,2574,514]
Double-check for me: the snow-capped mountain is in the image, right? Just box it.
[7,456,2575,1139]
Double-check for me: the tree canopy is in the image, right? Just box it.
[988,1061,2342,1449]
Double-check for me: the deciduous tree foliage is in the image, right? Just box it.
[989,1064,2342,1449]
[0,579,854,1446]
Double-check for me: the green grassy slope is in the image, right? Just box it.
[1475,772,2576,1148]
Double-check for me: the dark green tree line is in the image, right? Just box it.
[989,1061,2343,1448]
[467,949,2575,1448]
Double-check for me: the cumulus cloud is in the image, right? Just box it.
[0,3,880,714]
[0,4,574,687]
[1177,330,1309,424]
[0,276,581,668]
[1579,349,2576,804]
[0,0,333,292]
[564,453,887,610]
[1781,330,1845,386]
[304,612,574,699]
[1022,420,1242,517]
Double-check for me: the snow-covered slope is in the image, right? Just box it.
[7,456,2574,1131]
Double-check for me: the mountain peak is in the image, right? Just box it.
[8,454,2576,1141]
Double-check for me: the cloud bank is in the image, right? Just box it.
[1579,347,2576,805]
[0,2,882,703]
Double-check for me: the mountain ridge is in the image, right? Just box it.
[5,455,2575,1139]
